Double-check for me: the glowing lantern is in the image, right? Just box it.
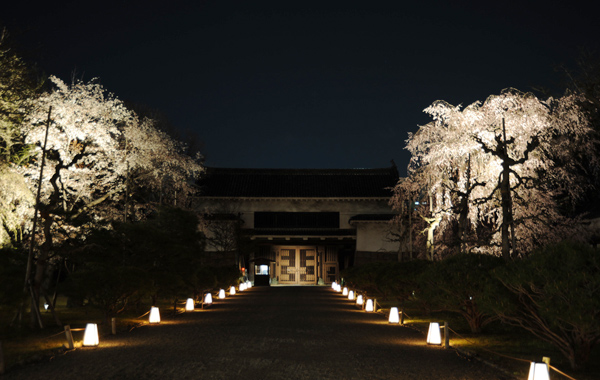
[342,287,348,296]
[204,293,213,305]
[218,289,226,299]
[246,281,252,288]
[149,306,161,324]
[332,281,337,289]
[348,290,355,301]
[527,363,550,380]
[427,322,442,345]
[229,286,236,295]
[389,307,400,324]
[185,298,194,311]
[365,299,374,312]
[356,294,364,305]
[335,284,342,292]
[83,323,99,347]
[240,283,247,291]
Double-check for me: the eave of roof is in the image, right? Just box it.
[245,228,356,237]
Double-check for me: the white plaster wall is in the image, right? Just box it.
[355,222,399,252]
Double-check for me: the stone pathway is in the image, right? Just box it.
[3,286,513,379]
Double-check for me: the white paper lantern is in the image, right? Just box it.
[527,362,550,380]
[332,281,337,289]
[365,299,374,312]
[342,287,349,296]
[218,289,226,299]
[149,306,161,324]
[185,298,194,311]
[204,293,213,305]
[348,290,355,301]
[388,307,399,324]
[229,286,236,295]
[83,323,99,346]
[356,294,363,305]
[239,283,247,291]
[427,322,441,345]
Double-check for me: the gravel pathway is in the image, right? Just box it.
[3,286,514,379]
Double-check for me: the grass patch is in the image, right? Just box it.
[375,298,600,380]
[0,296,185,372]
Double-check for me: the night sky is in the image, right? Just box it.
[3,1,598,176]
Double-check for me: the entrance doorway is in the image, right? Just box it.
[277,247,317,284]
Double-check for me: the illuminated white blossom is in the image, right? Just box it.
[393,89,595,257]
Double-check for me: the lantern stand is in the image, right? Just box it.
[203,292,213,309]
[149,306,161,324]
[528,361,550,380]
[388,307,400,324]
[427,322,442,345]
[83,323,99,347]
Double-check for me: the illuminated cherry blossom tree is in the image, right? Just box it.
[19,76,203,321]
[0,30,39,247]
[393,89,596,259]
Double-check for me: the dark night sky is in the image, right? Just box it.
[3,0,598,176]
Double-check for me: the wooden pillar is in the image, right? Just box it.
[64,325,74,349]
[444,321,449,349]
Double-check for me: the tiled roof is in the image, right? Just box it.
[197,166,399,198]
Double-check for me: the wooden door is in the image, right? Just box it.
[277,247,317,285]
[279,248,297,284]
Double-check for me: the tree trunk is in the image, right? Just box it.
[457,155,472,254]
[500,119,513,260]
[500,167,512,260]
[30,211,53,328]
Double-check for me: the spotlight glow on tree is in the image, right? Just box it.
[19,76,203,321]
[393,89,595,258]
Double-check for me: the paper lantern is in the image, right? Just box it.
[185,298,194,311]
[204,293,213,305]
[527,363,550,380]
[229,286,236,295]
[83,323,99,346]
[348,290,355,301]
[239,283,247,291]
[246,281,252,288]
[356,294,364,305]
[427,322,441,345]
[342,287,349,296]
[218,289,226,299]
[365,299,374,312]
[149,306,161,324]
[332,281,337,289]
[388,307,400,324]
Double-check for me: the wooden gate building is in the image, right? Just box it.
[196,165,401,285]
